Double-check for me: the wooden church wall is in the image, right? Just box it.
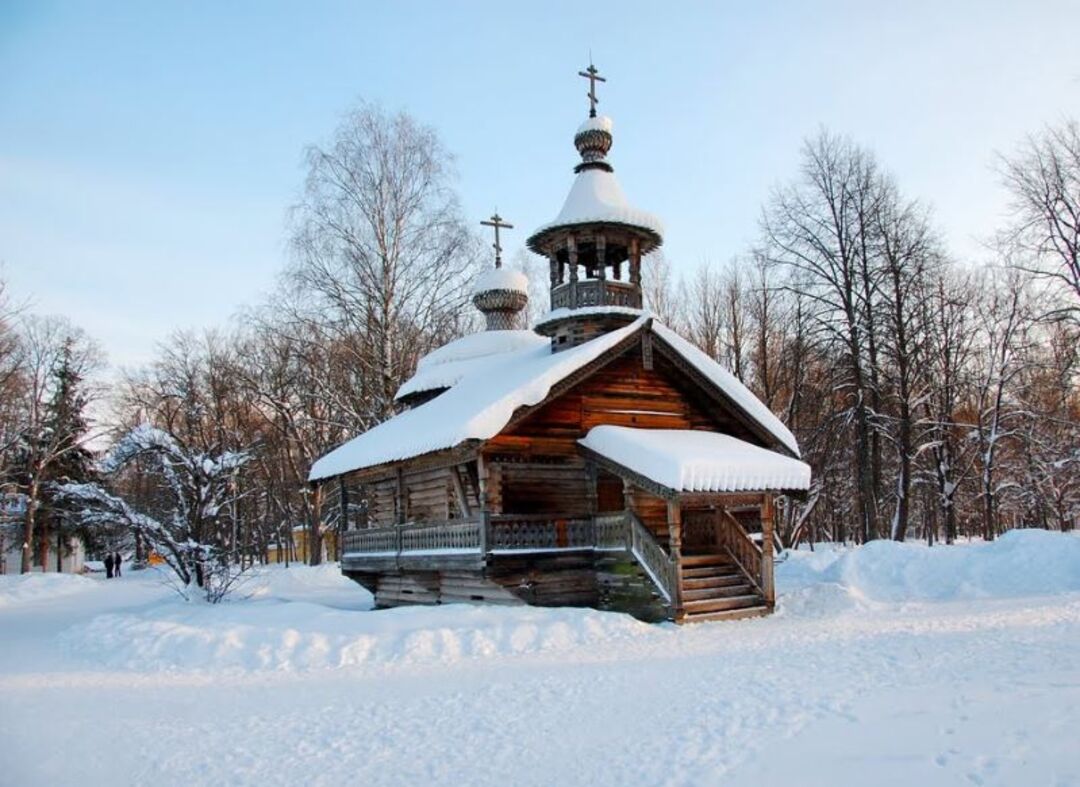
[485,346,761,527]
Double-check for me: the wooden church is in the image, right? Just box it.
[309,66,810,623]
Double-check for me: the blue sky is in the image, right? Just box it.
[2,1,1078,369]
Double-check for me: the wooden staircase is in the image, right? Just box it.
[677,551,769,623]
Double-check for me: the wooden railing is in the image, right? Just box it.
[487,514,594,551]
[594,513,628,549]
[340,511,678,606]
[715,510,764,596]
[341,525,399,555]
[550,279,643,310]
[400,520,482,552]
[341,518,481,556]
[627,512,677,603]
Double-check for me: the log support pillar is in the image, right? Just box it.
[761,494,776,608]
[668,499,683,613]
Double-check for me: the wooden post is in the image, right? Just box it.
[667,499,683,614]
[395,467,405,525]
[477,456,490,558]
[596,235,604,293]
[567,234,579,308]
[450,464,472,519]
[548,252,559,289]
[585,461,598,515]
[761,494,776,608]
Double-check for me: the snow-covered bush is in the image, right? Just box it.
[58,424,250,602]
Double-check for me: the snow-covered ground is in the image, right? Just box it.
[2,531,1079,786]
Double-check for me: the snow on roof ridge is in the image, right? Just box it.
[579,426,811,493]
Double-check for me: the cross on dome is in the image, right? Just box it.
[480,212,514,268]
[578,62,606,118]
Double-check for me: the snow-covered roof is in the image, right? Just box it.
[395,330,549,401]
[651,323,801,457]
[531,168,664,241]
[312,319,649,480]
[473,267,529,296]
[312,317,803,481]
[534,304,644,330]
[579,426,811,494]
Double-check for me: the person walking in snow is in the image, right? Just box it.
[104,553,114,579]
[113,552,122,578]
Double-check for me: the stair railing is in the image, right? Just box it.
[626,511,677,604]
[714,509,765,596]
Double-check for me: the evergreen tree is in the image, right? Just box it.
[41,338,98,568]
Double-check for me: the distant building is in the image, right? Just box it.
[0,492,86,575]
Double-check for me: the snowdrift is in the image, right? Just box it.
[62,603,654,673]
[56,530,1080,673]
[0,572,99,608]
[778,529,1080,609]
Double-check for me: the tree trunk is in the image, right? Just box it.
[308,483,323,566]
[20,480,39,574]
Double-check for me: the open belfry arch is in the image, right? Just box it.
[309,65,810,623]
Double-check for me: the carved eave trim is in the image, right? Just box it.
[328,441,483,487]
[578,445,678,500]
[526,221,662,257]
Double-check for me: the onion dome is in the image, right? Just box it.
[473,212,529,331]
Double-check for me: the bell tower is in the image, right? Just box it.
[526,63,663,351]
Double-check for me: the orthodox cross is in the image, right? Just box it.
[480,212,513,267]
[578,62,606,117]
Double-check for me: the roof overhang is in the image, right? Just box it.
[577,426,811,500]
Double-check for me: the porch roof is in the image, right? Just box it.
[579,426,811,497]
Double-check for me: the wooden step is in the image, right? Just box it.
[681,584,756,602]
[681,565,744,579]
[681,594,764,615]
[680,553,734,568]
[681,574,748,590]
[678,605,771,624]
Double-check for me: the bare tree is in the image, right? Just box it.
[875,190,938,540]
[761,131,884,542]
[972,268,1032,541]
[999,119,1080,322]
[289,102,480,426]
[641,251,685,329]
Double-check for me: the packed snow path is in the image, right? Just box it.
[1,533,1079,786]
